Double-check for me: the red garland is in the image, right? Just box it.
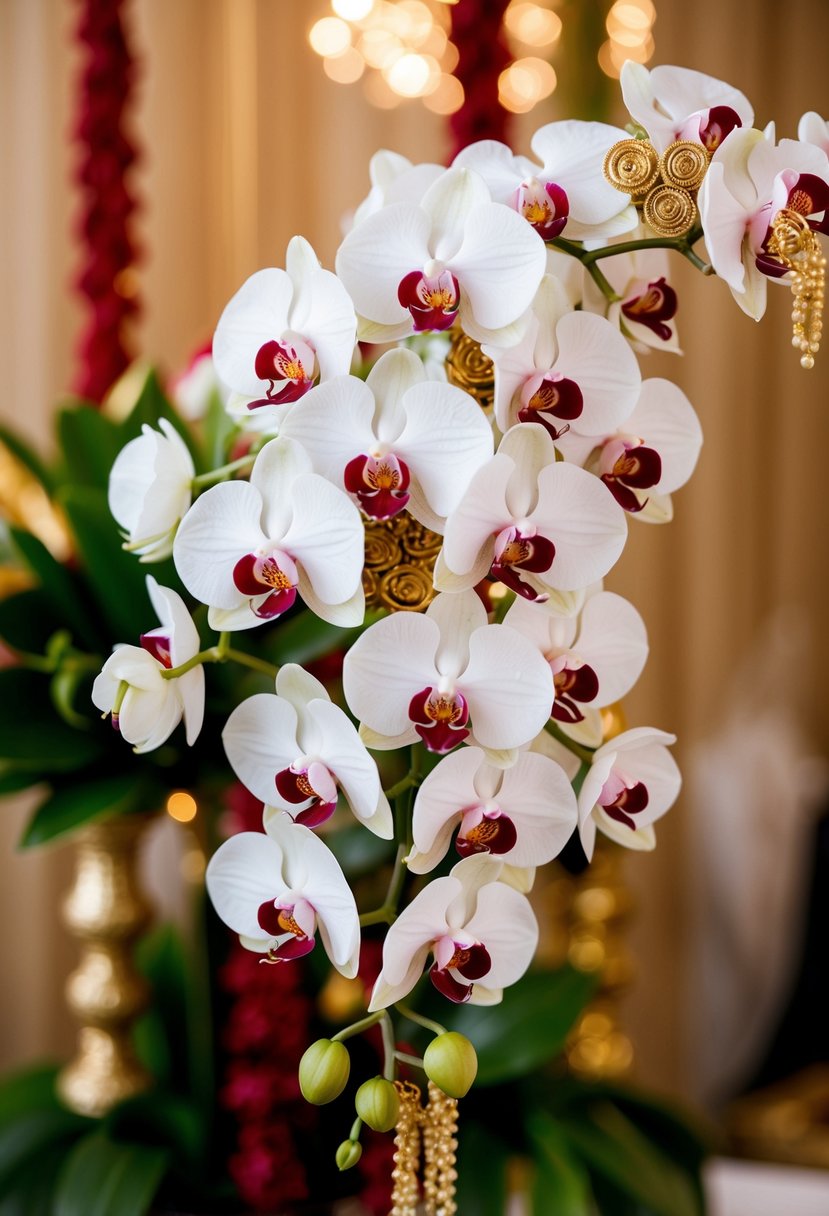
[71,0,141,404]
[448,0,513,160]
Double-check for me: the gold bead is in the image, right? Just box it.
[642,183,697,238]
[801,353,815,368]
[659,140,710,191]
[603,138,660,196]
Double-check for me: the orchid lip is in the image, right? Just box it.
[598,771,649,831]
[455,807,518,857]
[344,452,411,520]
[398,268,460,333]
[254,337,317,401]
[409,686,470,754]
[621,277,677,342]
[233,550,299,619]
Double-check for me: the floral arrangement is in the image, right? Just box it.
[3,59,828,1216]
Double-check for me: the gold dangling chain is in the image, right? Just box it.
[767,207,826,369]
[390,1081,460,1216]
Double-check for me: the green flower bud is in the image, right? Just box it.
[336,1139,363,1171]
[355,1076,400,1132]
[298,1038,350,1105]
[423,1031,478,1099]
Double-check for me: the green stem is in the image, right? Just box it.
[544,720,596,767]
[384,768,419,801]
[358,843,408,927]
[191,453,256,489]
[223,647,280,678]
[549,224,713,291]
[332,1011,385,1043]
[395,1003,446,1037]
[160,638,278,681]
[349,1116,363,1142]
[394,1050,424,1070]
[380,1012,397,1081]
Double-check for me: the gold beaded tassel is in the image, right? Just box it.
[390,1081,460,1216]
[391,1082,424,1216]
[767,208,826,369]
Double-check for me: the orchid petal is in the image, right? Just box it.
[336,202,432,326]
[213,268,294,397]
[464,880,538,989]
[575,591,648,704]
[173,481,266,610]
[278,376,377,485]
[206,831,287,941]
[395,383,494,518]
[553,311,641,434]
[452,203,546,331]
[343,612,441,736]
[376,875,459,987]
[421,166,492,261]
[531,120,634,223]
[441,453,514,576]
[532,461,627,590]
[282,474,364,604]
[223,693,300,807]
[305,698,391,837]
[462,624,554,750]
[625,379,703,494]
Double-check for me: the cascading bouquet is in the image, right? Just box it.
[92,61,828,1212]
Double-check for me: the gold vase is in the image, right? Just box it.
[57,814,154,1117]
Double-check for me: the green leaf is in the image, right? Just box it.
[54,1131,169,1216]
[0,589,63,654]
[58,485,152,642]
[0,1109,87,1192]
[57,406,122,491]
[526,1111,593,1216]
[8,529,98,650]
[20,774,155,849]
[0,768,41,796]
[0,669,103,771]
[203,384,237,470]
[0,426,56,495]
[104,1091,204,1165]
[262,607,384,667]
[444,968,597,1086]
[562,1102,703,1216]
[454,1120,510,1216]
[0,1064,60,1124]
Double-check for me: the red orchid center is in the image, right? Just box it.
[140,631,172,668]
[233,550,299,620]
[598,769,649,831]
[515,179,570,240]
[518,374,583,439]
[621,277,678,342]
[599,438,662,514]
[491,525,556,603]
[456,804,518,858]
[430,937,492,1003]
[256,898,317,964]
[275,761,338,829]
[398,267,460,333]
[551,659,600,724]
[409,686,470,754]
[696,105,742,153]
[251,337,317,408]
[344,452,411,520]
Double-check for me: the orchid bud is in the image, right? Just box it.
[298,1038,350,1105]
[354,1076,399,1132]
[335,1139,363,1171]
[423,1032,478,1098]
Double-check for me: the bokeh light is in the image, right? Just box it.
[309,16,352,57]
[166,791,198,823]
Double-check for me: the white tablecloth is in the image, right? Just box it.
[705,1158,829,1216]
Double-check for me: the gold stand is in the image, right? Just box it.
[57,814,153,1117]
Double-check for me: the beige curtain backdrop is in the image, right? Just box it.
[1,0,827,1101]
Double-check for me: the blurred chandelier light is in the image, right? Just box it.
[308,0,624,117]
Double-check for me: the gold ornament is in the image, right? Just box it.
[660,140,710,192]
[642,183,697,238]
[363,515,442,612]
[767,207,825,369]
[445,332,495,411]
[57,815,154,1117]
[603,138,660,198]
[390,1080,460,1216]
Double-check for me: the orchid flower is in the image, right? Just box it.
[91,576,204,753]
[556,378,703,522]
[223,663,392,838]
[173,436,365,631]
[368,855,538,1009]
[799,112,829,157]
[342,589,554,762]
[335,165,546,346]
[212,236,357,413]
[436,424,627,607]
[171,342,228,422]
[504,590,648,747]
[206,810,361,978]
[350,150,445,230]
[578,727,681,861]
[407,746,577,874]
[698,127,829,319]
[482,274,641,439]
[279,348,493,531]
[453,123,637,242]
[582,239,682,355]
[108,419,194,561]
[620,61,754,154]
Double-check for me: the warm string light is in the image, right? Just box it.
[598,0,656,80]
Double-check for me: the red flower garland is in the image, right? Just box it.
[72,0,141,404]
[448,0,513,160]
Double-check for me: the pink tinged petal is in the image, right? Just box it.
[206,831,288,943]
[530,121,633,224]
[624,379,703,494]
[213,268,295,397]
[531,462,627,590]
[281,473,364,605]
[551,311,641,436]
[376,875,460,988]
[463,881,539,991]
[574,591,648,705]
[335,202,433,326]
[304,698,391,837]
[343,611,441,736]
[460,624,555,751]
[451,203,547,331]
[223,693,300,807]
[441,453,515,577]
[173,481,268,610]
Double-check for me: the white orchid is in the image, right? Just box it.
[799,112,829,157]
[407,746,577,874]
[206,811,361,978]
[279,348,493,531]
[172,436,365,631]
[582,240,681,354]
[454,122,637,242]
[368,854,538,1009]
[342,589,554,762]
[108,419,194,561]
[335,165,546,346]
[483,274,641,439]
[436,424,627,606]
[578,727,681,860]
[212,236,357,413]
[556,378,703,522]
[91,577,204,753]
[698,127,829,319]
[223,663,392,838]
[350,150,445,230]
[505,590,648,747]
[620,61,753,154]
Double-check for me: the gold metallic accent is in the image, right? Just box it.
[603,138,660,197]
[363,515,442,612]
[642,183,697,238]
[767,207,825,369]
[659,140,710,191]
[445,332,495,411]
[391,1080,459,1216]
[0,442,70,561]
[57,815,154,1117]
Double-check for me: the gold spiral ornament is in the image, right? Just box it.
[603,138,660,197]
[642,183,697,238]
[660,140,710,191]
[379,564,434,612]
[364,520,403,569]
[363,516,441,611]
[446,332,495,411]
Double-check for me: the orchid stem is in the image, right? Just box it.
[358,843,408,927]
[544,721,596,766]
[191,453,256,489]
[380,1012,397,1081]
[394,1050,424,1070]
[160,635,278,681]
[384,767,420,800]
[332,1011,386,1042]
[394,1003,446,1038]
